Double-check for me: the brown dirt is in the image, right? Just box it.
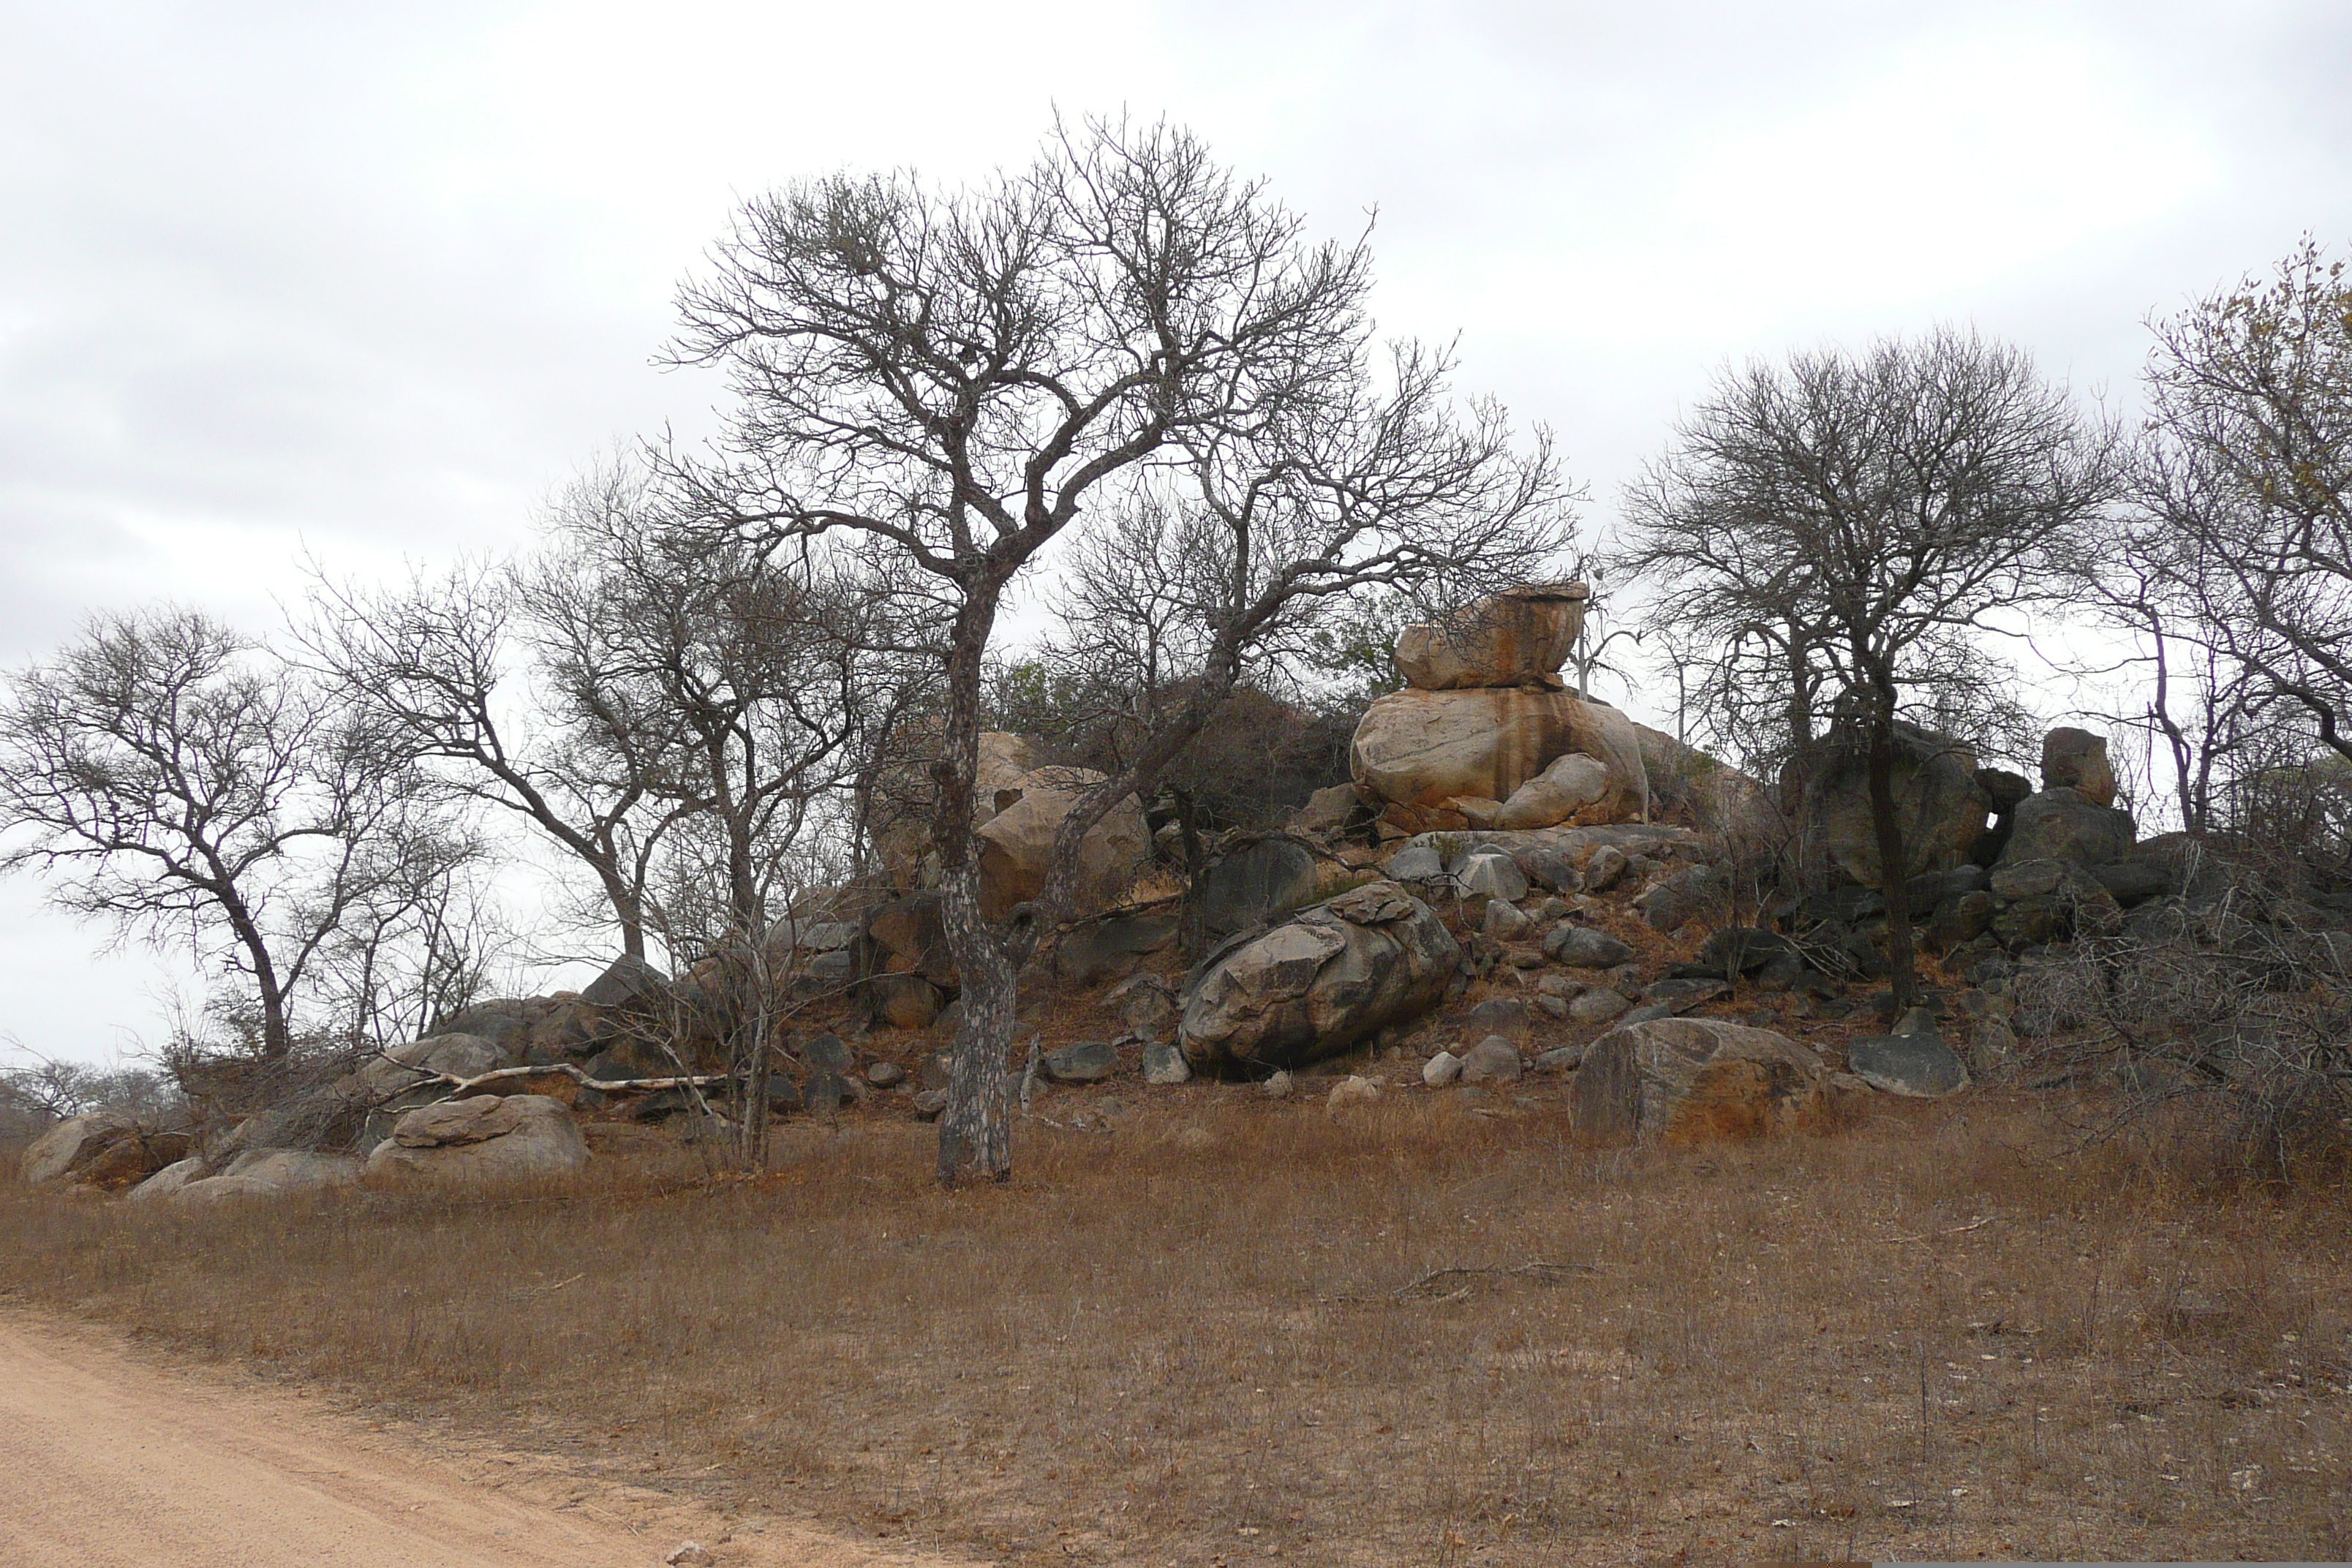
[0,1306,976,1568]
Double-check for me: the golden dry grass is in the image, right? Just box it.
[1,1085,2347,1566]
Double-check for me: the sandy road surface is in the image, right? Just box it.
[0,1311,976,1568]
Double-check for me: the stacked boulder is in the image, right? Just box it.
[1349,586,1649,834]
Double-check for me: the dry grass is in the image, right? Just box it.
[2,1085,2348,1566]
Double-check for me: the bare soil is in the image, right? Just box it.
[2,1080,2347,1566]
[0,1306,973,1568]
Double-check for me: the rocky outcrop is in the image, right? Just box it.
[2040,728,2116,807]
[1351,688,1647,821]
[1179,881,1459,1075]
[975,766,1150,923]
[1569,1019,1828,1145]
[1996,787,2135,868]
[1788,720,1990,888]
[1392,584,1588,690]
[20,1113,190,1191]
[363,1094,589,1185]
[170,1149,364,1205]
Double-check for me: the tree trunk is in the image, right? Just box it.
[1864,709,1918,1014]
[935,871,1014,1184]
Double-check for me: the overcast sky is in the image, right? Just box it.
[4,0,2348,1063]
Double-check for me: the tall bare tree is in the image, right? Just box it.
[0,609,456,1058]
[663,116,1569,1183]
[1621,330,2120,1009]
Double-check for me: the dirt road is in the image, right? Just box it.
[0,1311,973,1568]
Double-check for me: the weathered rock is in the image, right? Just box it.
[360,1033,508,1100]
[1926,890,1997,950]
[1179,881,1460,1075]
[1107,973,1180,1040]
[1384,842,1447,883]
[976,766,1150,923]
[2089,860,2172,906]
[581,953,672,1010]
[1533,1044,1586,1072]
[1458,849,1529,902]
[430,999,540,1058]
[1568,1019,1826,1144]
[1976,768,2033,815]
[866,1061,907,1088]
[1790,721,1990,887]
[1459,1036,1523,1085]
[864,894,957,989]
[1058,911,1181,984]
[1997,788,2135,867]
[802,1033,856,1073]
[1350,687,1647,821]
[126,1156,206,1202]
[174,1149,364,1204]
[1638,976,1730,1014]
[1041,1039,1120,1084]
[366,1095,590,1184]
[1583,843,1630,891]
[1142,1043,1192,1085]
[912,1088,950,1120]
[1196,839,1327,938]
[1846,1032,1970,1098]
[804,1070,853,1112]
[1290,782,1366,835]
[1570,989,1632,1026]
[2040,727,2116,807]
[1495,752,1615,830]
[1421,1051,1463,1087]
[1325,1075,1382,1112]
[1261,1070,1294,1100]
[1481,897,1533,942]
[865,973,943,1030]
[1545,924,1635,968]
[20,1113,134,1186]
[1392,584,1588,690]
[1508,843,1583,894]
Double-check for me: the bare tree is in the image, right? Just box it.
[304,557,679,962]
[1621,331,2120,1009]
[0,609,453,1058]
[663,116,1569,1183]
[2141,238,2352,764]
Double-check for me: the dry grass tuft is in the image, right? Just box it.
[2,1085,2348,1564]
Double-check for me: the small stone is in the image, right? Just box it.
[1536,993,1569,1019]
[1465,996,1531,1041]
[1142,1043,1192,1085]
[1847,1033,1971,1098]
[1546,925,1636,968]
[1536,973,1578,998]
[1422,1051,1463,1087]
[1325,1075,1381,1112]
[1583,845,1629,892]
[1458,849,1529,902]
[1262,1070,1294,1099]
[1042,1039,1120,1084]
[1482,899,1533,942]
[1386,843,1445,882]
[1533,1044,1584,1072]
[802,1032,856,1072]
[804,1070,852,1112]
[1459,1035,1523,1085]
[865,1061,907,1088]
[666,1543,715,1567]
[912,1088,949,1120]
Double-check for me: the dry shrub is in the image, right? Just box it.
[0,1089,2346,1565]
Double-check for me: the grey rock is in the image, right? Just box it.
[1458,850,1529,902]
[1057,911,1180,984]
[1569,1018,1826,1142]
[1384,843,1446,883]
[1042,1039,1121,1084]
[1459,1036,1523,1085]
[580,953,671,1009]
[1997,788,2135,867]
[1511,845,1583,894]
[1179,881,1460,1075]
[1545,924,1636,968]
[806,949,853,984]
[1324,1075,1382,1112]
[1637,862,1730,932]
[1262,1070,1294,1100]
[912,1088,950,1120]
[366,1095,589,1185]
[804,1070,853,1112]
[1106,972,1179,1040]
[1533,1044,1585,1072]
[1536,992,1569,1019]
[1196,838,1325,938]
[1291,783,1364,835]
[1792,719,1990,886]
[1142,1043,1192,1085]
[126,1156,206,1202]
[1695,925,1793,978]
[802,1032,856,1072]
[1568,988,1632,1025]
[1536,972,1578,998]
[1847,1032,1971,1098]
[2090,860,2173,905]
[1638,977,1730,1014]
[1421,1050,1463,1086]
[1481,898,1534,942]
[866,1060,908,1088]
